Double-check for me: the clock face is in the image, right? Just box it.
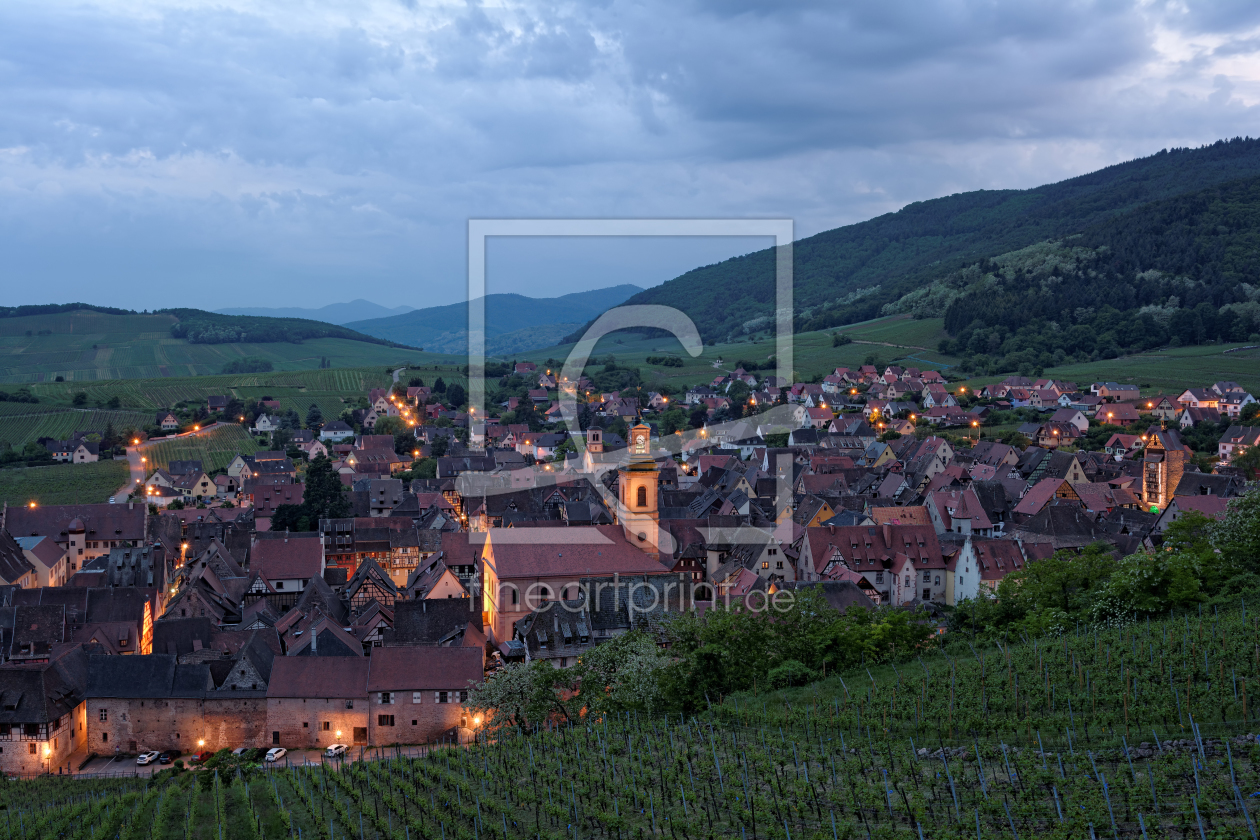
[634,433,647,452]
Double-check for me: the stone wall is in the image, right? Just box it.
[265,697,368,749]
[86,696,267,754]
[367,691,468,746]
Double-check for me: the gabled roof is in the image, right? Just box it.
[250,533,322,580]
[267,656,369,698]
[367,646,482,691]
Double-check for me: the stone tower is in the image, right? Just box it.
[617,423,660,556]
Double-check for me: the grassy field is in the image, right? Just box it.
[514,313,1260,399]
[0,309,446,383]
[0,459,127,506]
[514,315,955,390]
[955,342,1260,397]
[27,367,399,414]
[0,408,153,449]
[143,424,264,473]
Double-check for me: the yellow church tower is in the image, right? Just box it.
[618,423,661,557]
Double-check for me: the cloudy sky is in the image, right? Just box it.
[3,0,1260,310]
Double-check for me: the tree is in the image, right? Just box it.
[1233,444,1260,480]
[464,660,572,734]
[373,416,405,436]
[568,630,668,716]
[1213,490,1260,572]
[433,377,446,394]
[72,391,87,406]
[271,427,293,451]
[446,384,466,408]
[408,376,424,388]
[306,404,323,428]
[430,435,449,458]
[301,455,351,522]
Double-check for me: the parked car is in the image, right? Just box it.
[136,751,160,766]
[108,497,115,504]
[325,744,348,758]
[265,748,287,762]
[158,752,174,765]
[188,751,215,764]
[231,747,250,756]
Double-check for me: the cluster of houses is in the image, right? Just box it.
[1,358,1255,775]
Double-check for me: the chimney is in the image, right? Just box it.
[882,523,891,546]
[285,528,289,543]
[310,625,316,653]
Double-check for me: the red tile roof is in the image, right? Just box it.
[251,536,323,580]
[483,525,670,579]
[367,646,483,691]
[5,502,146,542]
[267,657,369,698]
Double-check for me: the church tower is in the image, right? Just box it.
[587,426,603,454]
[618,423,660,556]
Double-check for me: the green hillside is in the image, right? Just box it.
[603,138,1260,343]
[27,367,397,414]
[0,309,441,383]
[0,459,127,506]
[10,596,1260,838]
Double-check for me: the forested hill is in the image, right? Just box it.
[913,174,1260,375]
[593,137,1260,343]
[164,309,419,348]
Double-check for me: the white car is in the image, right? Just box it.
[108,497,116,504]
[136,751,161,766]
[325,744,348,758]
[265,747,287,762]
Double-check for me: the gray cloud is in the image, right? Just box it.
[1,0,1259,309]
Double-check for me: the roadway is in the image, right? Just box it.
[111,422,226,504]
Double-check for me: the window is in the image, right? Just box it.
[761,562,769,569]
[922,571,931,582]
[322,722,330,731]
[775,561,783,569]
[874,572,883,584]
[378,715,395,727]
[935,576,941,586]
[379,692,394,705]
[275,582,284,590]
[303,722,309,728]
[412,692,423,704]
[436,691,450,704]
[272,732,280,745]
[99,709,107,721]
[29,744,36,755]
[101,733,108,742]
[345,700,354,709]
[412,720,418,726]
[636,485,647,508]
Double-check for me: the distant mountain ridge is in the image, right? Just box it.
[585,137,1260,343]
[215,299,415,325]
[347,285,643,355]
